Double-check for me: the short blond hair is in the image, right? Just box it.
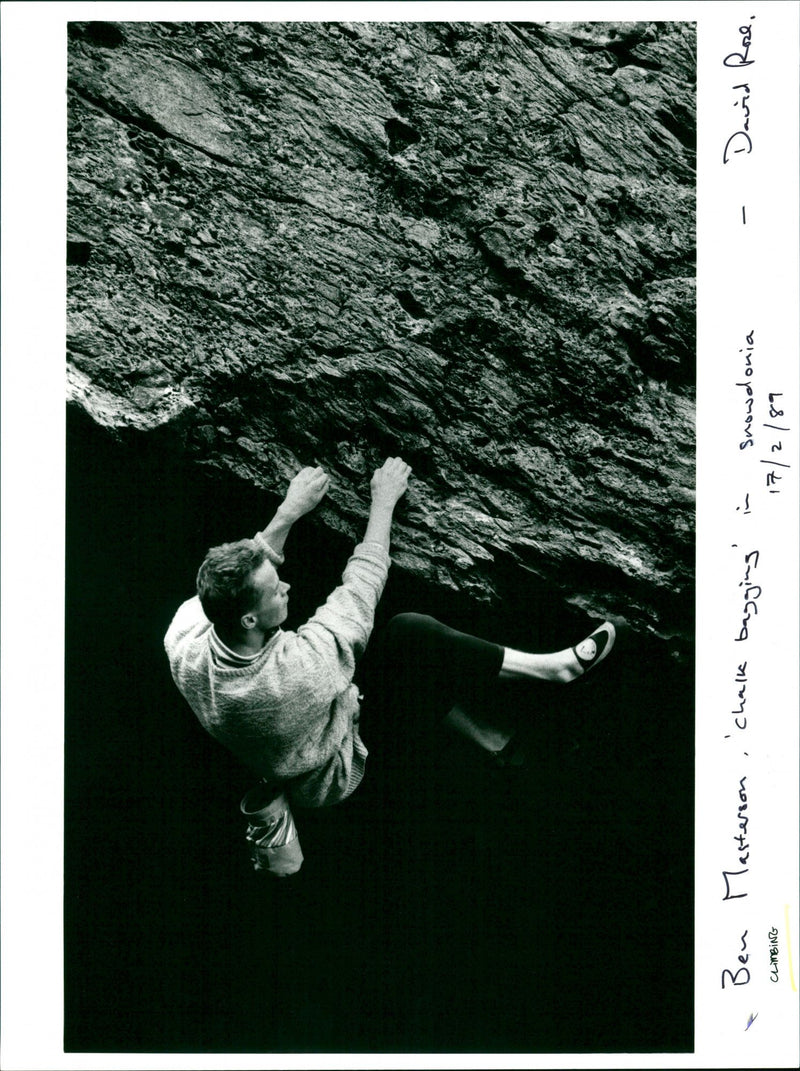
[196,538,268,629]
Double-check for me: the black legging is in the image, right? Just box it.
[358,612,505,745]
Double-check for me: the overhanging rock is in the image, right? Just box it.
[68,19,696,641]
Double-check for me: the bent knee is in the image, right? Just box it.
[385,613,451,654]
[388,612,435,629]
[386,612,438,639]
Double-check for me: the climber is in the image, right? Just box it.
[164,459,615,860]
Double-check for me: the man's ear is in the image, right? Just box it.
[240,612,257,631]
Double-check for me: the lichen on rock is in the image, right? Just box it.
[67,19,696,641]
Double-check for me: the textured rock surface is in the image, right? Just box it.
[67,19,696,640]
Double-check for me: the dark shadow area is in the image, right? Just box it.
[65,405,694,1054]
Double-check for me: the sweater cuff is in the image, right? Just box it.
[354,540,391,563]
[254,532,285,566]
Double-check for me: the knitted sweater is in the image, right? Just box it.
[164,538,390,808]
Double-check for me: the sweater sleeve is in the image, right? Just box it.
[253,531,285,566]
[294,541,390,678]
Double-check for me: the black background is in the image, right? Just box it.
[65,405,694,1054]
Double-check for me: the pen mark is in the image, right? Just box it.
[745,1011,758,1031]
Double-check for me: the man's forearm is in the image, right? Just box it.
[261,467,330,555]
[362,499,396,551]
[258,503,299,557]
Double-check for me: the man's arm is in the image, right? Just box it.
[362,457,412,551]
[260,457,411,557]
[258,466,330,556]
[294,457,412,660]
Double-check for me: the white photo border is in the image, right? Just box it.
[1,2,797,1068]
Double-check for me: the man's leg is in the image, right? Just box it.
[442,702,513,752]
[378,613,616,759]
[498,620,616,683]
[361,613,505,756]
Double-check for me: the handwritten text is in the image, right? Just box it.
[723,20,755,164]
[722,776,750,900]
[734,549,761,642]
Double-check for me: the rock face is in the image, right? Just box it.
[67,20,696,640]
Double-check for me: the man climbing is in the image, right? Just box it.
[165,458,615,871]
